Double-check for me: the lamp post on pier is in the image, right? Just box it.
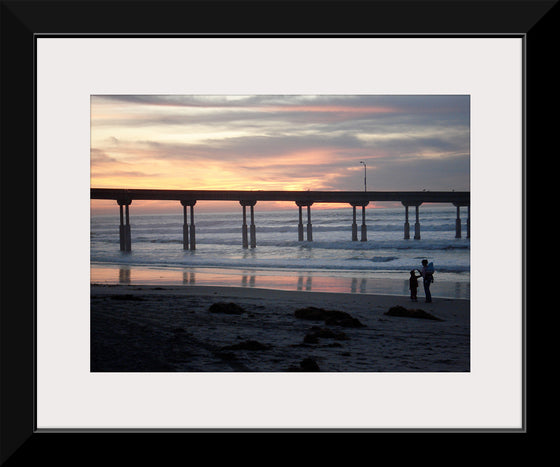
[360,161,367,191]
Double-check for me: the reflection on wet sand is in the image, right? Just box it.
[91,265,468,299]
[119,267,131,284]
[297,275,313,291]
[183,271,196,284]
[351,277,368,294]
[241,272,256,288]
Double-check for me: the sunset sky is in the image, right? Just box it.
[90,95,469,213]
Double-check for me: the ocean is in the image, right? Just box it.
[90,205,470,299]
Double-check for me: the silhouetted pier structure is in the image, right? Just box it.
[91,188,470,252]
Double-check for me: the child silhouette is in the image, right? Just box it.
[409,270,421,301]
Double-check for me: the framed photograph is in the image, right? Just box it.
[2,0,550,461]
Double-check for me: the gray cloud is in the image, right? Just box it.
[91,95,470,191]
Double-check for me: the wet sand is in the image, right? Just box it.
[91,263,471,299]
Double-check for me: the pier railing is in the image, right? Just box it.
[91,188,470,251]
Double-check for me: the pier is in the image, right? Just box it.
[91,188,470,251]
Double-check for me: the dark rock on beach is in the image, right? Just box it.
[294,306,365,328]
[384,305,443,321]
[209,302,246,314]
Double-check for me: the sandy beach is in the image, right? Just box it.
[91,284,470,372]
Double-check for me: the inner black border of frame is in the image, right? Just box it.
[1,0,553,463]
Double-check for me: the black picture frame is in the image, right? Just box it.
[1,0,552,462]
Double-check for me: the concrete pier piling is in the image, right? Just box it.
[181,200,196,250]
[360,203,368,242]
[306,204,313,241]
[351,205,358,241]
[189,203,196,250]
[403,204,410,240]
[414,204,421,240]
[250,205,256,248]
[361,206,367,241]
[296,201,314,241]
[297,204,304,241]
[240,200,257,248]
[182,204,189,250]
[117,198,132,252]
[455,204,462,238]
[402,201,422,240]
[350,202,368,241]
[453,202,470,239]
[242,206,248,248]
